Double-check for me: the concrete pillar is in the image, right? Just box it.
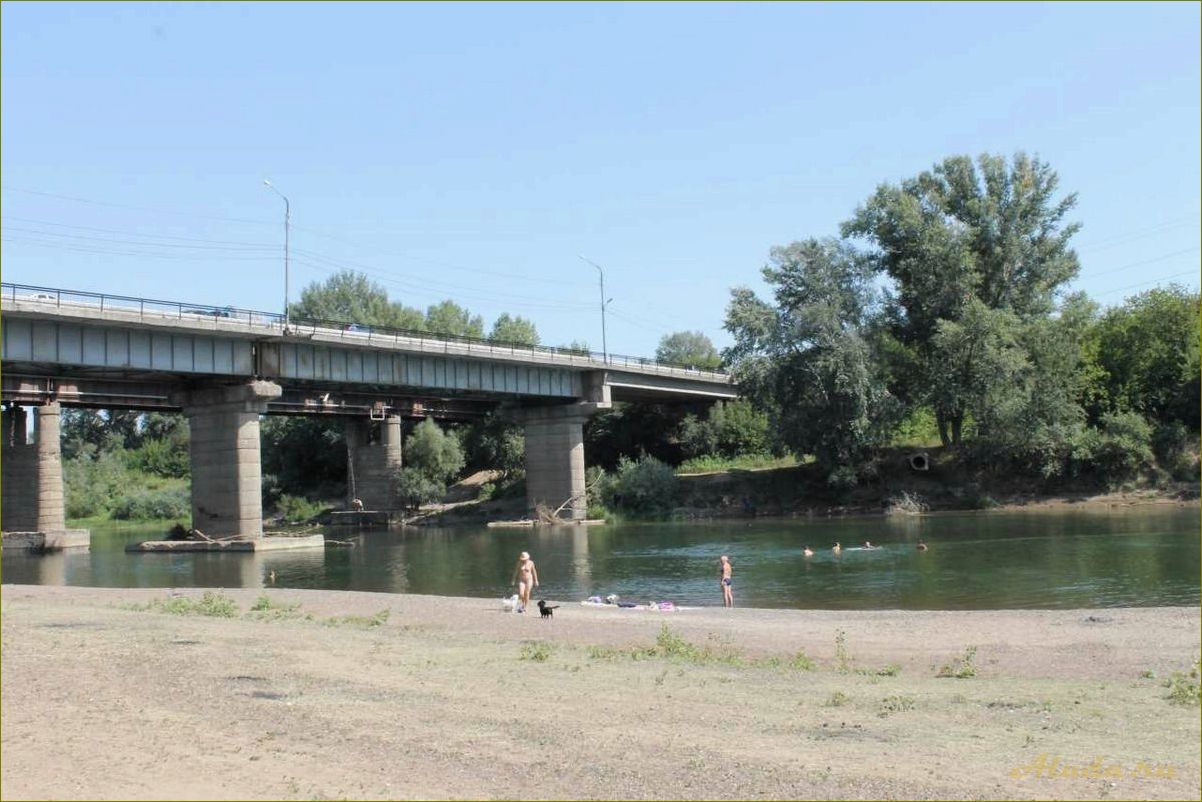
[175,381,282,539]
[1,403,66,534]
[345,414,402,510]
[516,404,605,521]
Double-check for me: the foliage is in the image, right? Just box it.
[937,645,978,678]
[458,413,524,476]
[518,641,556,662]
[260,416,347,498]
[405,418,466,483]
[109,487,190,521]
[272,494,326,523]
[605,455,679,516]
[678,399,771,460]
[1087,411,1154,483]
[290,269,426,330]
[676,454,798,474]
[488,313,540,346]
[725,237,899,483]
[558,339,590,356]
[136,591,240,618]
[126,436,190,478]
[393,467,446,511]
[1089,285,1200,429]
[425,299,485,339]
[585,403,693,470]
[322,609,391,628]
[842,152,1081,445]
[890,406,941,447]
[1164,659,1200,706]
[655,330,721,369]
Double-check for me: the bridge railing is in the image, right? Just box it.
[1,282,731,380]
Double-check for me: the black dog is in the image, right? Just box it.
[537,600,559,619]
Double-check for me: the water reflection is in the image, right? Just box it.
[2,507,1198,610]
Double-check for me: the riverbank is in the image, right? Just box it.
[2,586,1198,800]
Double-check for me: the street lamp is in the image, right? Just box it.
[263,179,291,333]
[578,255,612,363]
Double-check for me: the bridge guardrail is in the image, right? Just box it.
[1,282,731,381]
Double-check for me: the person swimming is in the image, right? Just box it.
[803,546,814,558]
[832,542,842,555]
[862,541,878,550]
[917,540,929,551]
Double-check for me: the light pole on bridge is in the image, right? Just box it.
[263,179,291,333]
[578,255,612,364]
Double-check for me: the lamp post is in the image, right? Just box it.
[263,179,291,333]
[578,255,612,363]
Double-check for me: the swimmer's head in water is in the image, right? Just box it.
[519,551,530,560]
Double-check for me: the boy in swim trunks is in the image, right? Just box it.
[511,551,539,613]
[719,554,733,608]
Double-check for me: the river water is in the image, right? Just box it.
[3,506,1198,610]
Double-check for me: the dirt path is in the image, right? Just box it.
[2,585,1198,800]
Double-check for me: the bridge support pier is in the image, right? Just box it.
[1,402,66,534]
[514,403,607,521]
[346,414,403,510]
[176,381,282,540]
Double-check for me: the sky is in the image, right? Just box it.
[2,2,1199,358]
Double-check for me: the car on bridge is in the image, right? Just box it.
[183,306,233,318]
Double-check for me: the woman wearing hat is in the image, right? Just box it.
[511,551,539,613]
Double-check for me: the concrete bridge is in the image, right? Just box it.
[1,284,735,540]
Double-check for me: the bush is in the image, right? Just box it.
[607,455,678,515]
[405,418,465,483]
[477,482,496,502]
[393,467,445,511]
[1090,411,1154,483]
[1153,422,1198,481]
[273,494,325,523]
[110,487,190,520]
[678,400,771,460]
[126,437,190,478]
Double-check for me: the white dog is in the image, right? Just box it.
[501,594,520,612]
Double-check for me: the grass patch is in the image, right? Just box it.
[322,609,390,628]
[834,629,853,673]
[586,626,820,672]
[1164,659,1200,706]
[878,694,916,714]
[937,646,978,679]
[247,595,309,622]
[519,641,556,662]
[129,591,240,618]
[823,691,849,707]
[676,454,798,474]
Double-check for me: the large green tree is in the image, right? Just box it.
[655,331,722,369]
[425,300,485,339]
[724,237,897,484]
[488,313,540,346]
[842,152,1082,445]
[291,269,425,330]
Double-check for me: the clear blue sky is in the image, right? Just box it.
[2,2,1199,357]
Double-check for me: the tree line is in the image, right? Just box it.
[55,151,1199,522]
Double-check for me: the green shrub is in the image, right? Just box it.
[1164,659,1200,706]
[127,437,190,478]
[273,494,325,523]
[136,591,239,617]
[393,467,446,511]
[405,418,465,483]
[608,455,678,515]
[519,641,556,662]
[937,646,978,678]
[1092,411,1154,482]
[477,482,496,502]
[110,487,190,520]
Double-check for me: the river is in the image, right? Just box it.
[3,505,1197,609]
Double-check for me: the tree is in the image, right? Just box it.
[1089,285,1200,430]
[404,417,465,483]
[458,412,525,476]
[558,340,590,356]
[291,269,425,330]
[393,467,446,512]
[679,399,772,459]
[425,300,484,339]
[655,331,721,369]
[724,237,898,483]
[842,152,1082,445]
[488,313,540,347]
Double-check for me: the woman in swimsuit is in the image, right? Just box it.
[511,551,539,613]
[719,554,734,608]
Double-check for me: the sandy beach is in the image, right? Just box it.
[2,584,1198,800]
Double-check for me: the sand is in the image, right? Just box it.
[2,585,1198,800]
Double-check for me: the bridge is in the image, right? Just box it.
[1,283,735,540]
